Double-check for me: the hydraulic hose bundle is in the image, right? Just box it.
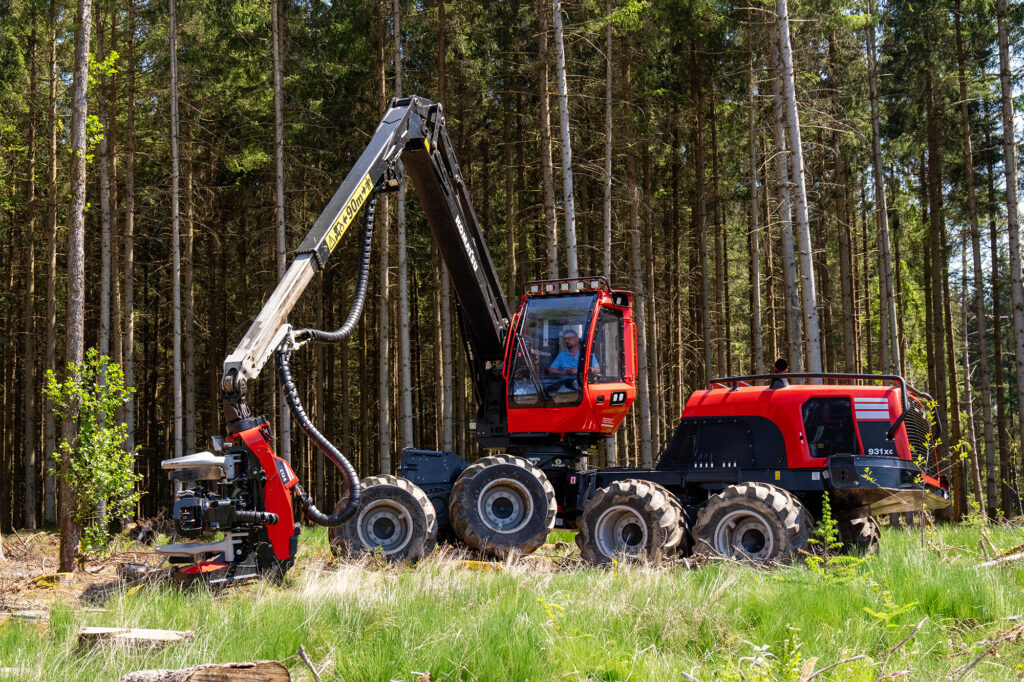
[276,193,378,526]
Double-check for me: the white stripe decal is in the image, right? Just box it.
[857,410,891,420]
[854,398,889,404]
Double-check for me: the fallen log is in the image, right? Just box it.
[118,661,290,681]
[78,627,193,646]
[978,551,1024,568]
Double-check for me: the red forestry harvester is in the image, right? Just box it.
[155,96,949,583]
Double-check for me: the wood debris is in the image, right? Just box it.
[79,627,194,647]
[117,661,289,681]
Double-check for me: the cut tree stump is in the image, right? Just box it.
[78,627,194,646]
[118,661,290,681]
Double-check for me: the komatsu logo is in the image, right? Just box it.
[325,173,373,254]
[456,216,479,272]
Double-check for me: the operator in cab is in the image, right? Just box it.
[546,329,599,380]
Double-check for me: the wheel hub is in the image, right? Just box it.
[477,478,534,534]
[357,499,414,554]
[713,510,775,560]
[595,505,648,558]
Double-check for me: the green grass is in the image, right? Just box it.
[3,525,1024,681]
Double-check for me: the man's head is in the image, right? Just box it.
[563,329,579,351]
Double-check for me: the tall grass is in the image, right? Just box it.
[1,525,1023,681]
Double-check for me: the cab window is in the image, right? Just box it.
[508,294,596,408]
[802,397,857,458]
[589,307,625,384]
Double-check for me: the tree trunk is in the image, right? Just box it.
[392,0,413,451]
[769,32,801,370]
[538,0,558,278]
[123,0,137,471]
[170,0,183,463]
[997,0,1024,513]
[438,0,453,453]
[926,71,953,516]
[624,45,651,468]
[748,44,763,375]
[272,0,291,463]
[835,144,856,372]
[376,8,391,474]
[23,7,39,530]
[603,0,613,287]
[961,240,983,507]
[183,145,196,455]
[866,11,900,374]
[43,0,58,524]
[776,0,821,373]
[62,0,92,570]
[956,1,996,514]
[551,0,578,278]
[97,0,112,358]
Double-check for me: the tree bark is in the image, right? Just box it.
[769,32,801,370]
[272,0,291,463]
[376,6,391,474]
[748,44,763,375]
[866,10,900,374]
[551,0,579,278]
[961,240,983,507]
[603,0,613,286]
[776,0,821,373]
[538,0,558,278]
[170,0,183,463]
[997,0,1024,514]
[624,44,651,468]
[123,0,137,469]
[62,0,92,570]
[97,0,112,359]
[955,1,996,514]
[23,6,39,529]
[393,0,413,451]
[43,0,58,524]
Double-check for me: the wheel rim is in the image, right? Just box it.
[477,477,534,534]
[712,510,775,560]
[356,498,414,554]
[595,505,648,557]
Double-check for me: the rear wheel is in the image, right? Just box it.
[838,516,880,555]
[449,455,556,558]
[329,475,437,562]
[576,479,682,565]
[692,483,812,563]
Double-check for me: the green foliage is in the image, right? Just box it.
[44,349,142,552]
[807,492,843,553]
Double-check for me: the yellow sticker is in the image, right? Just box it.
[774,470,781,481]
[325,173,373,254]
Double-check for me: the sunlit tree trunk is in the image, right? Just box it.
[551,0,578,278]
[604,0,615,465]
[170,0,183,463]
[394,0,414,450]
[43,0,58,524]
[776,0,821,373]
[538,0,558,278]
[123,0,137,469]
[748,44,763,375]
[62,0,92,570]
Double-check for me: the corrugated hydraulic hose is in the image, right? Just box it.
[276,193,378,526]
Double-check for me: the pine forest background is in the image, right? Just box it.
[1,0,1023,528]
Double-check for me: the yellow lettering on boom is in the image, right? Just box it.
[325,173,373,254]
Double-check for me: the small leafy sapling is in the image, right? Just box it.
[45,348,142,553]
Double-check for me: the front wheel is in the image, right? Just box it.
[329,475,438,562]
[692,483,812,563]
[576,479,683,565]
[838,516,880,555]
[449,455,556,558]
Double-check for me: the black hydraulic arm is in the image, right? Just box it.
[221,95,511,426]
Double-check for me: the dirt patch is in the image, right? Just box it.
[0,531,164,612]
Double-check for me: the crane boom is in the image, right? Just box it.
[220,96,510,430]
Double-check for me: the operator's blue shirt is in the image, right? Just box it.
[549,349,598,373]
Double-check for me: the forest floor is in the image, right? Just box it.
[0,523,1023,681]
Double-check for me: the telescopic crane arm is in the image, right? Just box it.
[220,96,511,432]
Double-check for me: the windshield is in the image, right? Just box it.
[508,294,596,408]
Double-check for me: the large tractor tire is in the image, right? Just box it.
[838,516,880,555]
[449,455,556,558]
[575,479,683,565]
[692,482,812,563]
[329,475,437,563]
